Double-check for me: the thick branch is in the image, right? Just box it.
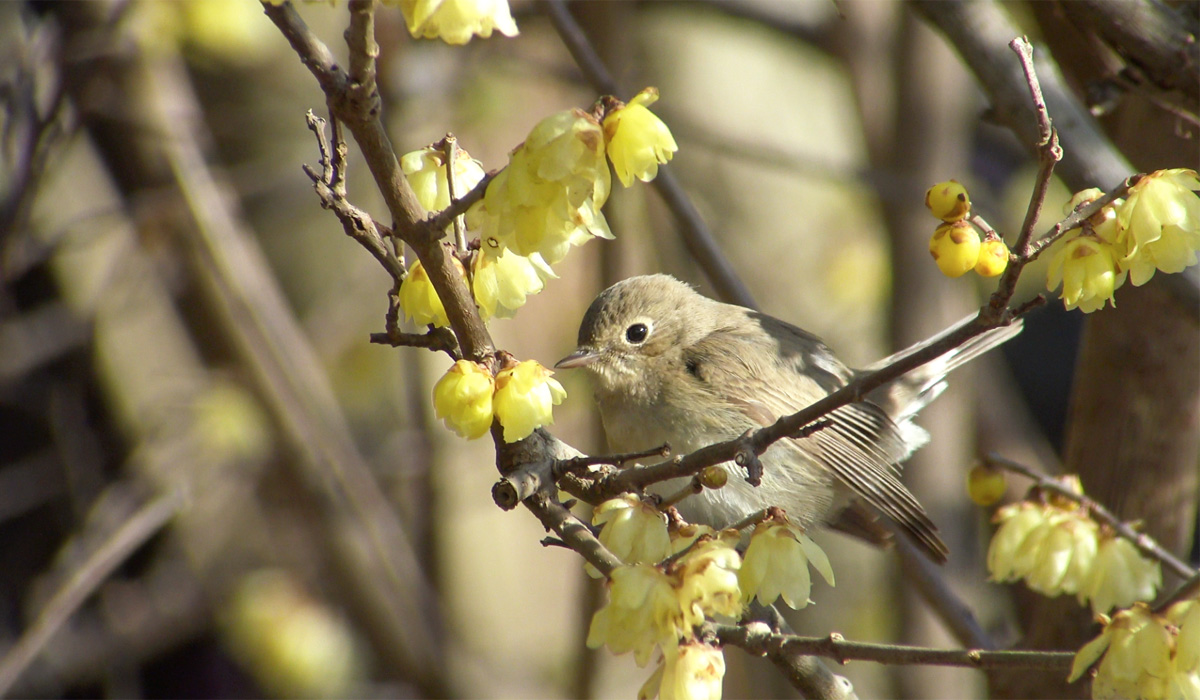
[1058,0,1200,106]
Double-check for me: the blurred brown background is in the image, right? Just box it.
[1,1,1196,698]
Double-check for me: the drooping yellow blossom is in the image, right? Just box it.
[1046,233,1126,313]
[473,109,613,264]
[491,360,566,442]
[1080,534,1162,615]
[400,145,486,214]
[399,257,467,328]
[640,642,726,700]
[975,238,1011,277]
[1114,168,1200,286]
[604,88,679,187]
[432,360,495,439]
[925,180,972,222]
[929,221,981,277]
[966,464,1007,507]
[987,499,1099,599]
[676,536,743,628]
[1069,602,1200,700]
[738,521,834,609]
[472,248,552,320]
[588,565,687,667]
[391,0,518,45]
[586,495,672,578]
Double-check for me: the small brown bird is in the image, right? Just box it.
[556,274,1022,562]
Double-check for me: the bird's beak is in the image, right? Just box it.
[555,348,601,369]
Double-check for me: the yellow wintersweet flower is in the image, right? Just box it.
[391,0,517,45]
[471,248,552,320]
[987,500,1099,598]
[432,360,495,439]
[588,564,686,667]
[591,495,672,569]
[929,221,981,277]
[399,257,467,328]
[400,145,486,214]
[738,521,834,610]
[675,536,743,629]
[492,360,566,442]
[1046,233,1126,313]
[1069,603,1200,700]
[604,88,679,187]
[925,180,971,222]
[974,238,1010,278]
[474,109,612,264]
[1115,168,1200,286]
[640,642,726,700]
[1080,534,1162,615]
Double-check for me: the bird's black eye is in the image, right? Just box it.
[625,323,649,344]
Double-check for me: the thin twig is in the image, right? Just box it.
[428,170,497,232]
[0,490,182,695]
[558,444,672,472]
[441,135,468,253]
[304,111,406,281]
[712,623,1075,671]
[984,454,1196,581]
[369,327,460,359]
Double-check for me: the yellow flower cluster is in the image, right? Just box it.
[738,521,835,610]
[588,534,742,668]
[389,0,518,45]
[400,143,553,323]
[471,109,611,264]
[924,181,1010,278]
[399,93,677,328]
[472,90,676,265]
[432,359,565,442]
[988,494,1161,613]
[639,642,726,700]
[1048,170,1200,312]
[1070,601,1200,699]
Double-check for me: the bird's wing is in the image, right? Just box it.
[682,318,949,563]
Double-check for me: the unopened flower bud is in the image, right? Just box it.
[967,464,1006,506]
[925,180,971,222]
[699,466,728,490]
[929,221,981,277]
[975,239,1010,277]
